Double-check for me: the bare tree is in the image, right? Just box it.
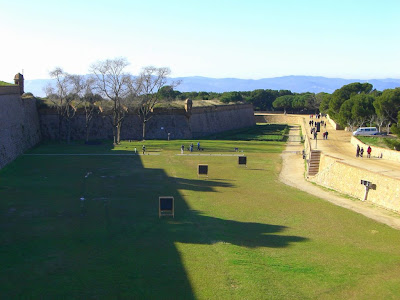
[45,67,77,143]
[355,116,367,129]
[345,118,357,133]
[69,75,101,142]
[134,66,179,140]
[368,114,376,127]
[375,114,387,133]
[90,58,130,144]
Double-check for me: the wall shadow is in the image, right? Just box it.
[78,147,307,298]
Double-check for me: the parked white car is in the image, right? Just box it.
[353,127,379,136]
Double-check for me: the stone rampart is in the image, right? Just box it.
[312,153,400,212]
[190,104,255,137]
[255,114,304,125]
[0,94,41,168]
[351,136,400,163]
[39,103,255,140]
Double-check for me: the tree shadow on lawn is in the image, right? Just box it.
[0,144,307,298]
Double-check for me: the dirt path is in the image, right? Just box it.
[279,125,400,230]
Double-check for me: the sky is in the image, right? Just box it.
[1,0,400,81]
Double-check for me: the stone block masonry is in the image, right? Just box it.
[39,104,255,141]
[313,153,400,212]
[0,94,41,168]
[190,104,255,137]
[0,86,20,96]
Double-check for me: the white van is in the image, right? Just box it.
[353,127,379,136]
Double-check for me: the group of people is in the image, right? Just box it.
[310,113,324,119]
[309,114,329,140]
[310,126,329,140]
[181,142,201,154]
[309,119,327,129]
[356,144,372,158]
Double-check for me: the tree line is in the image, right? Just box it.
[43,58,400,143]
[168,84,400,134]
[318,82,400,134]
[44,58,179,144]
[159,88,324,113]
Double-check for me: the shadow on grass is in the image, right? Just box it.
[0,142,307,298]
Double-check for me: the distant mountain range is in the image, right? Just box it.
[24,75,400,97]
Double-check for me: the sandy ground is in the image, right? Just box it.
[279,125,400,230]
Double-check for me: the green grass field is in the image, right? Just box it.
[1,126,400,298]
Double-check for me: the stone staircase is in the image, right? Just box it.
[308,150,321,176]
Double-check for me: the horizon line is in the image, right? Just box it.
[22,74,400,81]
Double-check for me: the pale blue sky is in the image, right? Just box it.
[1,0,399,81]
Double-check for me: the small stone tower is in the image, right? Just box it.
[14,73,24,95]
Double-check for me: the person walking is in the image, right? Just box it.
[356,144,360,157]
[181,145,184,154]
[367,146,372,158]
[325,131,328,139]
[197,142,200,151]
[142,145,146,155]
[360,147,364,158]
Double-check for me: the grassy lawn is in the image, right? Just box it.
[357,136,400,151]
[1,126,400,298]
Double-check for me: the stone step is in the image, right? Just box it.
[308,150,321,176]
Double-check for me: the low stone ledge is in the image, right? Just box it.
[351,136,400,163]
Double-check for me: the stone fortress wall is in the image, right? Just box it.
[0,90,41,168]
[39,104,255,141]
[0,74,255,168]
[0,86,21,95]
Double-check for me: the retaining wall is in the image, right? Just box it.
[313,153,400,212]
[326,114,342,130]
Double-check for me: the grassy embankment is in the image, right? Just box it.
[0,81,14,86]
[1,124,400,298]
